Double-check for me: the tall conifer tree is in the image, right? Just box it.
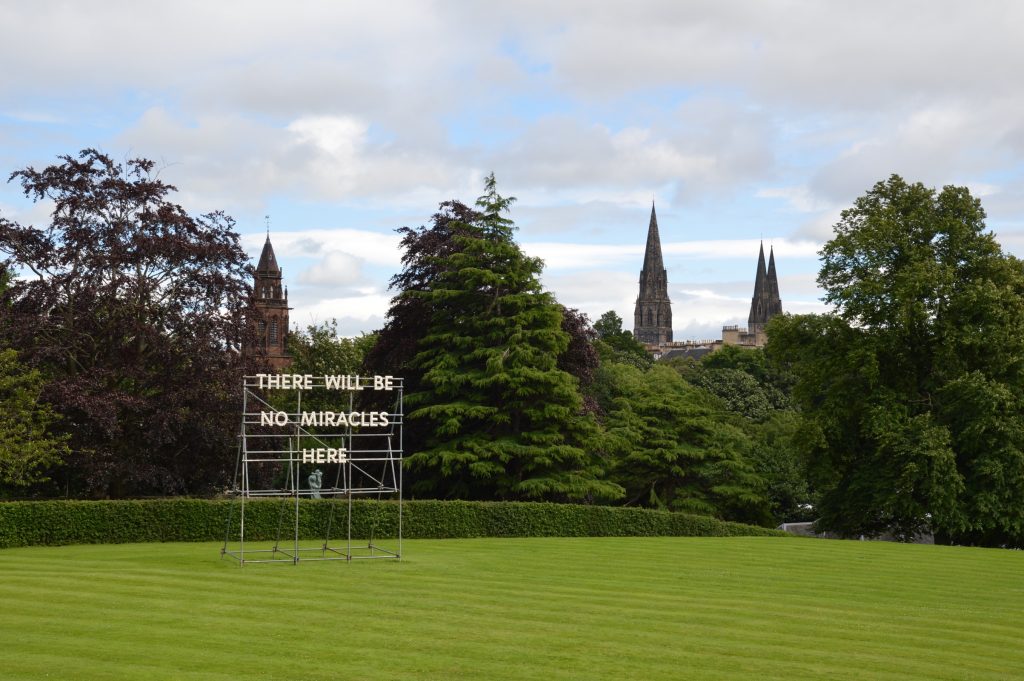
[375,175,621,502]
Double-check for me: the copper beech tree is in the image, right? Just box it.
[0,150,261,497]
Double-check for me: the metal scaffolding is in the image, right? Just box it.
[222,375,403,565]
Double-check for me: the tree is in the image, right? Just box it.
[370,174,621,503]
[0,349,69,489]
[365,198,485,466]
[593,310,651,369]
[595,362,770,524]
[287,320,376,377]
[743,411,812,524]
[0,149,259,497]
[698,345,792,411]
[556,306,601,415]
[282,320,378,414]
[666,346,808,523]
[769,175,1024,544]
[688,367,773,421]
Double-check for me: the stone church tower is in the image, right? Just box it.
[747,242,783,338]
[633,204,673,345]
[252,233,292,371]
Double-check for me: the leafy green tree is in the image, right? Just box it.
[698,345,792,411]
[365,199,490,383]
[743,411,812,523]
[668,345,808,523]
[593,310,651,369]
[596,362,770,524]
[287,320,376,377]
[689,367,773,421]
[373,175,622,503]
[365,198,481,463]
[0,349,69,488]
[281,320,378,414]
[769,176,1024,544]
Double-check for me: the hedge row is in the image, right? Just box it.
[0,499,786,548]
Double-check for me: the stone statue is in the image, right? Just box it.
[308,468,323,499]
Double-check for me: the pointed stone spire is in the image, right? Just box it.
[642,203,665,278]
[249,230,291,371]
[256,234,280,274]
[766,246,782,317]
[748,241,767,327]
[633,202,673,345]
[748,242,782,338]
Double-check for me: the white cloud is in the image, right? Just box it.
[490,97,775,198]
[806,99,1024,207]
[1,110,65,124]
[115,109,479,210]
[287,116,363,155]
[524,242,642,270]
[665,238,820,259]
[290,293,392,337]
[790,207,843,241]
[966,183,1000,198]
[297,251,365,287]
[666,278,830,340]
[991,229,1024,258]
[541,270,637,321]
[242,229,402,269]
[505,2,1024,110]
[756,186,832,213]
[776,273,826,300]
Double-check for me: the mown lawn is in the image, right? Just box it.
[1,536,1021,680]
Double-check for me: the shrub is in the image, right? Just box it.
[0,499,786,548]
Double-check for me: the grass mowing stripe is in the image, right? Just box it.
[3,537,1023,681]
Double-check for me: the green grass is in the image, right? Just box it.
[2,537,1022,680]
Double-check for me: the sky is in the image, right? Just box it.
[2,1,1024,339]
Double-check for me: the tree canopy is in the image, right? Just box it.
[0,149,258,497]
[593,310,651,369]
[768,175,1024,545]
[287,320,375,378]
[368,175,621,503]
[595,362,770,524]
[0,348,69,488]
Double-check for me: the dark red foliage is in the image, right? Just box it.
[364,200,481,378]
[557,306,601,415]
[0,149,262,497]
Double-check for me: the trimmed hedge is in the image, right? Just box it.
[0,499,786,548]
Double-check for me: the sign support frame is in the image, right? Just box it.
[221,374,403,565]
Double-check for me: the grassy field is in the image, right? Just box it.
[2,537,1022,680]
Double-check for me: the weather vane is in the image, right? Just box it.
[265,214,270,236]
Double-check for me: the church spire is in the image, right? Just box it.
[748,242,767,327]
[256,233,280,274]
[748,241,782,337]
[633,202,673,345]
[642,202,665,276]
[249,230,291,371]
[766,246,782,312]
